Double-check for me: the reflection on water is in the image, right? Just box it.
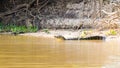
[0,35,120,68]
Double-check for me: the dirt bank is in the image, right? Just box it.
[20,29,120,40]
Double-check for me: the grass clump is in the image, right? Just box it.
[0,22,38,34]
[42,29,50,34]
[106,29,117,35]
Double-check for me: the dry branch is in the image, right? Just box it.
[101,10,117,16]
[0,4,28,17]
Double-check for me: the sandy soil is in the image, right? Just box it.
[20,29,79,38]
[20,29,120,40]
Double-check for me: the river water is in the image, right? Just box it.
[0,35,120,68]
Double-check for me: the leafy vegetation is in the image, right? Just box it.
[42,29,50,34]
[0,22,38,34]
[106,29,117,35]
[80,30,93,38]
[80,31,87,38]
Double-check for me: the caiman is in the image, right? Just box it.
[54,35,106,40]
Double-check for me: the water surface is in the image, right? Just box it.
[0,35,120,68]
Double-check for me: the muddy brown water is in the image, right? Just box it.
[0,35,120,68]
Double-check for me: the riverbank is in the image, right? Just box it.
[19,29,120,40]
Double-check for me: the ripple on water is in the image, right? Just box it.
[102,56,120,68]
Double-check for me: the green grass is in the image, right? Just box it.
[42,29,50,34]
[0,23,38,34]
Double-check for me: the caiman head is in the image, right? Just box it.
[54,35,66,40]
